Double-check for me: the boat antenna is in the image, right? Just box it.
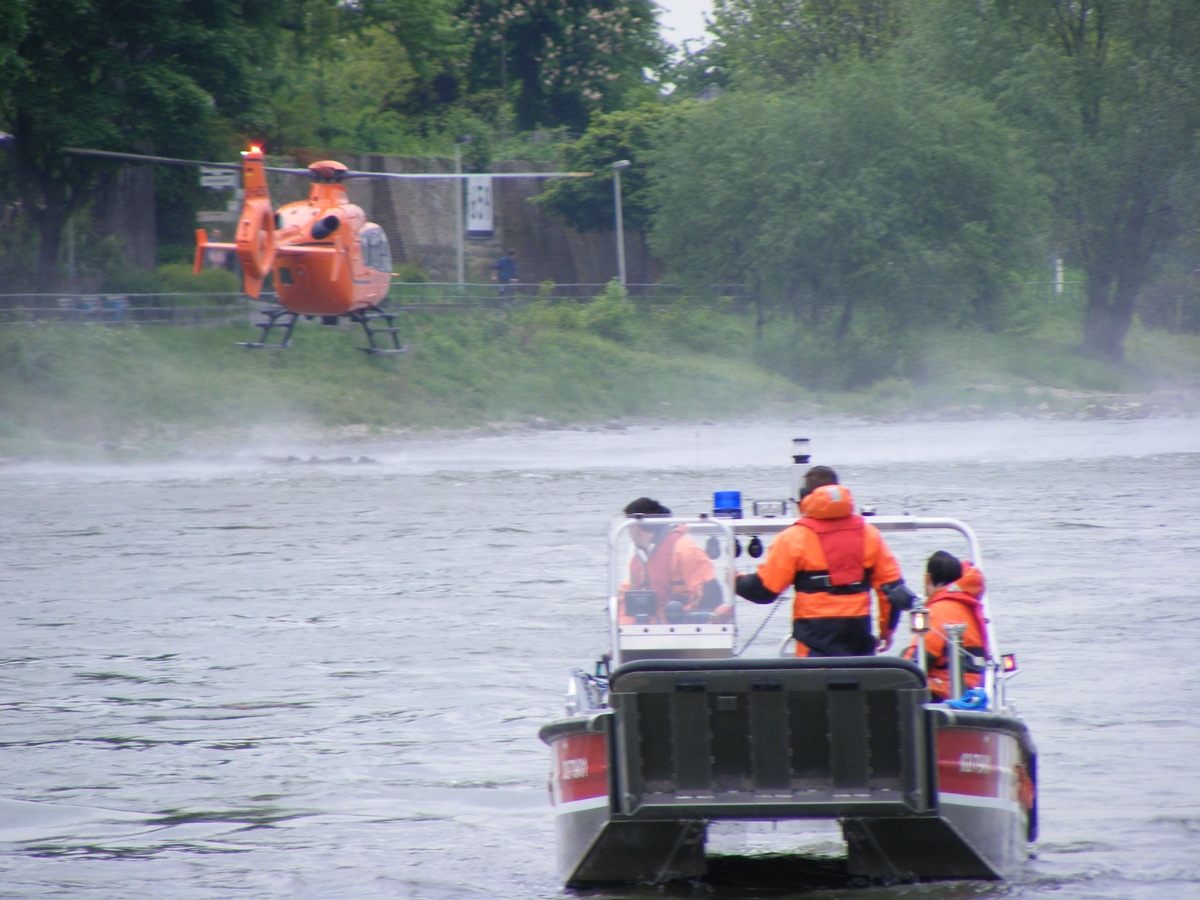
[790,436,811,507]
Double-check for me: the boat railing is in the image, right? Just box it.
[725,513,1014,711]
[607,511,1017,712]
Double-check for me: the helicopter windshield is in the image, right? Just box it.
[360,224,392,273]
[609,517,738,666]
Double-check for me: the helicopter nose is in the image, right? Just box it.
[311,215,341,240]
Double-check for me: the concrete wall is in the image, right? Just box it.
[340,154,661,286]
[92,151,660,288]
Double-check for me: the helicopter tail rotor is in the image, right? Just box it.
[235,198,276,299]
[230,149,277,299]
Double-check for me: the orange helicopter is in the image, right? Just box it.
[65,145,589,354]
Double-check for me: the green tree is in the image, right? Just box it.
[267,0,463,149]
[458,0,667,132]
[534,104,677,233]
[660,41,734,100]
[0,0,276,290]
[711,0,901,89]
[649,63,1047,338]
[0,0,26,98]
[908,0,1200,362]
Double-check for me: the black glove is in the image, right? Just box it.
[882,580,918,610]
[736,573,780,604]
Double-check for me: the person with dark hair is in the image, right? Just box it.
[902,551,990,700]
[623,497,670,518]
[619,497,723,624]
[801,465,839,495]
[736,468,915,657]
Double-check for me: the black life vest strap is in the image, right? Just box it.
[793,571,870,595]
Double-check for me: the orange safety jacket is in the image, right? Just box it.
[620,526,716,624]
[903,562,990,700]
[747,484,902,657]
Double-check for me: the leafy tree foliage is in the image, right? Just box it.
[711,0,901,89]
[660,41,734,100]
[908,0,1200,362]
[649,62,1048,341]
[267,0,463,149]
[457,0,667,131]
[534,104,679,233]
[1,0,277,290]
[0,0,26,99]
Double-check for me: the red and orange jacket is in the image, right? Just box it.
[903,562,990,700]
[620,525,716,624]
[738,484,903,656]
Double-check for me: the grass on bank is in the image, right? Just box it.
[0,288,1197,461]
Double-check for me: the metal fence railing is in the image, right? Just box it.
[0,293,253,326]
[1013,280,1086,306]
[0,284,756,324]
[0,281,1084,326]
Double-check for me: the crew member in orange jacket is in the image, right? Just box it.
[735,466,915,657]
[620,497,723,624]
[902,550,990,700]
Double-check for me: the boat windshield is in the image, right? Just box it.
[608,517,738,666]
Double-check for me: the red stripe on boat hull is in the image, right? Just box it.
[550,732,609,806]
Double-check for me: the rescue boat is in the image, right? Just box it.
[539,439,1037,887]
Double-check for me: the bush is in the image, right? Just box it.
[101,265,162,294]
[158,262,239,294]
[580,280,637,341]
[393,263,429,284]
[756,316,918,391]
[1138,278,1200,334]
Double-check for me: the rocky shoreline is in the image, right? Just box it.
[2,379,1197,466]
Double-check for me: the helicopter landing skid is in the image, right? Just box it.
[351,307,408,356]
[236,307,298,350]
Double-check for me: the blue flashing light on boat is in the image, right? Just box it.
[713,490,742,518]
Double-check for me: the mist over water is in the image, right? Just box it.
[2,417,1198,898]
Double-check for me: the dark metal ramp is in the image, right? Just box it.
[609,657,933,820]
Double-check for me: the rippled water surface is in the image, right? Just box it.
[2,418,1198,898]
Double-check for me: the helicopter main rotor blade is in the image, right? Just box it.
[339,171,593,180]
[63,147,312,177]
[64,147,592,180]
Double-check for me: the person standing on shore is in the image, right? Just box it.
[491,249,518,299]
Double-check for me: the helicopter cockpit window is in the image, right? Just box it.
[360,224,392,273]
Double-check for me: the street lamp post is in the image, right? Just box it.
[611,160,631,285]
[455,136,472,288]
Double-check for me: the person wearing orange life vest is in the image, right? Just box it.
[619,497,724,624]
[902,550,990,700]
[735,466,916,657]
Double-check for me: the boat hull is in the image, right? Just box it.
[541,658,1036,887]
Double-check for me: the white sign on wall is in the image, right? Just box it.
[199,166,238,190]
[467,176,494,236]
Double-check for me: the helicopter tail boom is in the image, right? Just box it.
[193,229,237,275]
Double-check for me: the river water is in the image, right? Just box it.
[2,418,1198,899]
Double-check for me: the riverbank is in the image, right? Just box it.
[1,309,1197,462]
